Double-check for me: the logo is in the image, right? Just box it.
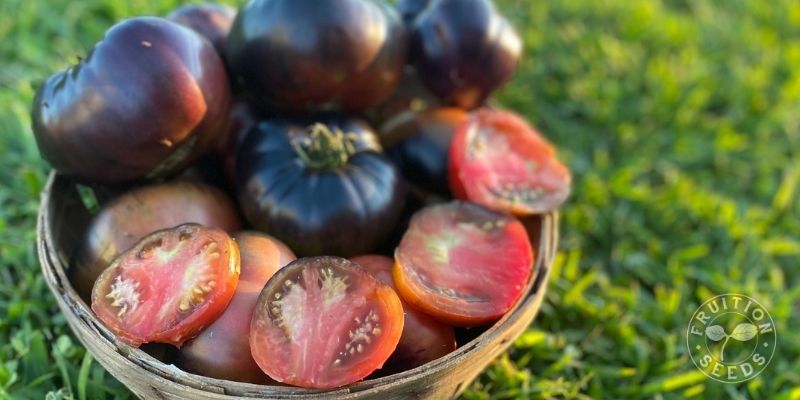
[687,294,776,383]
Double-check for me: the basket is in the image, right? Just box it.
[37,171,558,399]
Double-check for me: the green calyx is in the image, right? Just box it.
[291,123,358,170]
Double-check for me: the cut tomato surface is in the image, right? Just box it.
[351,255,456,375]
[394,201,533,326]
[449,109,571,215]
[91,224,240,347]
[250,256,404,389]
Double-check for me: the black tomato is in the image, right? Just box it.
[382,107,469,196]
[411,0,522,109]
[226,0,408,114]
[236,116,407,257]
[167,3,236,57]
[32,17,231,183]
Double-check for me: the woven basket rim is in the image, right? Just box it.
[37,172,558,398]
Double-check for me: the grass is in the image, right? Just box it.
[1,0,799,398]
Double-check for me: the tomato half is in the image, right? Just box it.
[250,256,404,389]
[394,201,533,326]
[92,224,240,347]
[179,232,295,383]
[449,109,571,215]
[351,255,456,375]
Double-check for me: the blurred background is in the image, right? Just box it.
[0,0,798,398]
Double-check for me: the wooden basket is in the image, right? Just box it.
[37,172,558,399]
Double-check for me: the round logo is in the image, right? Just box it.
[686,294,776,383]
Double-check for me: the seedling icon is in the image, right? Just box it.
[705,323,757,361]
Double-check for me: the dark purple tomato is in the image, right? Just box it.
[179,232,295,383]
[365,65,441,133]
[396,0,433,23]
[351,255,456,375]
[32,17,231,183]
[226,0,408,114]
[411,0,522,109]
[71,180,242,302]
[215,100,259,186]
[167,3,236,56]
[236,116,407,257]
[382,107,469,196]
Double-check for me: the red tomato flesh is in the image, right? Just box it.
[92,224,240,347]
[351,255,456,375]
[179,232,295,383]
[250,256,404,389]
[449,109,571,215]
[394,201,533,326]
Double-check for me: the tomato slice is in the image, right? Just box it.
[250,256,404,389]
[91,224,240,347]
[449,109,571,215]
[351,255,456,375]
[394,201,533,326]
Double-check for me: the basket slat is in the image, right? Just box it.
[38,172,558,399]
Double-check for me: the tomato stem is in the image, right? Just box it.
[291,123,357,170]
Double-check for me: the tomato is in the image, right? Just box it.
[383,107,469,196]
[92,224,240,347]
[215,100,259,186]
[32,17,231,183]
[393,201,533,326]
[71,180,242,302]
[410,0,522,109]
[351,255,456,375]
[366,66,441,133]
[167,3,236,56]
[449,109,571,215]
[236,116,407,257]
[226,0,407,114]
[179,232,295,383]
[250,256,404,389]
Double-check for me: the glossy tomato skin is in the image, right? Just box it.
[236,116,407,257]
[383,107,469,196]
[394,201,533,327]
[351,255,456,375]
[71,180,242,302]
[32,17,231,183]
[449,109,571,215]
[167,3,236,56]
[411,0,522,109]
[227,0,407,114]
[215,99,260,186]
[250,256,404,389]
[92,224,240,347]
[179,232,295,383]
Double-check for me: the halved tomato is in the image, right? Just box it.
[351,255,456,375]
[179,232,295,383]
[91,224,240,347]
[394,201,533,326]
[250,256,404,389]
[449,109,571,215]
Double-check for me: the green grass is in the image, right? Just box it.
[1,0,799,398]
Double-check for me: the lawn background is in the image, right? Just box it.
[1,0,799,398]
